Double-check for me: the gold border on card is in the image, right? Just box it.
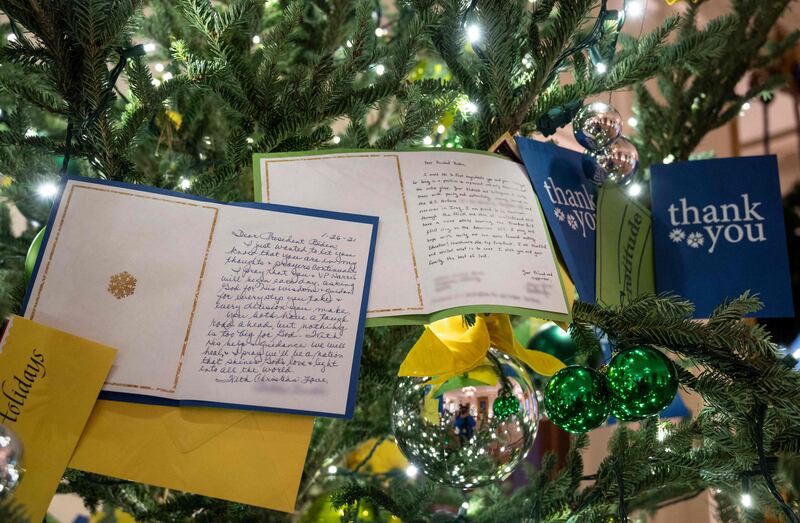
[263,153,425,313]
[30,183,219,393]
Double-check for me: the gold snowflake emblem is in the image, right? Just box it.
[107,271,137,299]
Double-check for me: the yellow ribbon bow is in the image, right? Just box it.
[398,313,566,381]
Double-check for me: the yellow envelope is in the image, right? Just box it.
[70,400,314,513]
[0,316,116,522]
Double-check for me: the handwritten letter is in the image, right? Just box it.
[182,207,375,416]
[401,153,567,313]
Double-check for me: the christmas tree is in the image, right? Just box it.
[0,1,799,522]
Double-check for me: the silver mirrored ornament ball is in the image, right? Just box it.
[583,136,639,186]
[573,102,622,151]
[0,425,23,500]
[391,348,539,489]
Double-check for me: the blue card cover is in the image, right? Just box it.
[22,175,379,419]
[651,156,793,318]
[516,137,597,303]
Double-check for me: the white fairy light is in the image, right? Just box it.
[627,183,642,197]
[332,136,341,144]
[741,493,753,508]
[375,27,386,37]
[405,464,418,478]
[742,101,752,111]
[467,24,481,43]
[345,40,353,48]
[154,63,165,72]
[162,72,173,81]
[375,64,385,76]
[595,62,607,74]
[792,347,800,360]
[460,99,478,114]
[626,0,644,18]
[151,78,161,87]
[252,35,261,45]
[657,425,668,442]
[460,501,469,510]
[423,135,433,145]
[143,42,157,53]
[627,116,638,127]
[327,465,337,474]
[25,128,37,137]
[663,154,675,164]
[6,34,17,43]
[179,178,192,190]
[37,182,58,199]
[436,124,446,134]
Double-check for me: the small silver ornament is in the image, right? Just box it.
[583,136,639,186]
[391,349,539,489]
[0,425,23,499]
[573,102,622,151]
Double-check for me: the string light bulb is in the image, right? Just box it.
[627,183,642,197]
[251,35,261,44]
[459,99,478,114]
[627,116,638,127]
[741,493,753,508]
[405,464,418,478]
[143,42,157,53]
[595,62,607,74]
[467,24,481,43]
[375,64,385,76]
[327,465,337,474]
[626,0,644,18]
[37,182,58,199]
[179,178,191,190]
[423,136,433,145]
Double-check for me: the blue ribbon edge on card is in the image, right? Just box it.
[20,174,379,420]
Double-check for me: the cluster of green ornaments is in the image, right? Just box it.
[543,346,678,433]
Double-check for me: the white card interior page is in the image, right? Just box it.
[24,179,376,417]
[259,151,568,319]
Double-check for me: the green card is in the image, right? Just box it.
[596,185,655,306]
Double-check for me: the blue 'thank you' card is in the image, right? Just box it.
[651,156,793,318]
[516,137,597,303]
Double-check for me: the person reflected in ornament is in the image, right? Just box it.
[453,404,476,446]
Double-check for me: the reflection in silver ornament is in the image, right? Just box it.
[391,349,539,489]
[0,425,23,500]
[583,136,639,185]
[573,102,622,151]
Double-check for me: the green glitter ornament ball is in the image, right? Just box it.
[606,346,678,421]
[543,366,609,433]
[492,394,520,420]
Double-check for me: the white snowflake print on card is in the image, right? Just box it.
[669,228,685,243]
[567,213,579,230]
[554,207,566,222]
[687,231,705,248]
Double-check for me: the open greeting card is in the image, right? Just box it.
[254,150,571,326]
[23,176,377,418]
